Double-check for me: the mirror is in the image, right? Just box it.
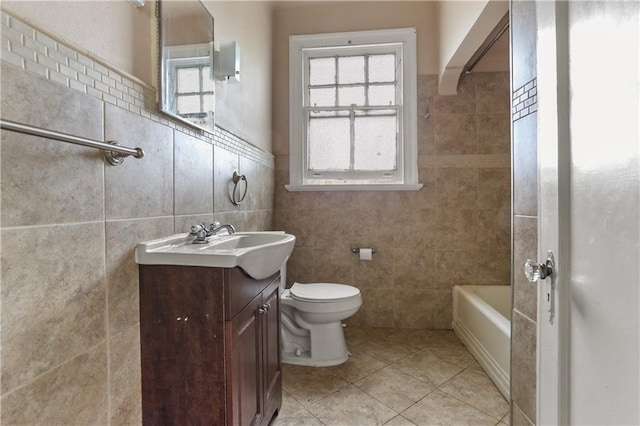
[158,0,215,133]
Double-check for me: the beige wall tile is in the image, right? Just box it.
[105,216,175,336]
[513,113,538,216]
[1,343,108,425]
[478,167,511,210]
[175,213,215,235]
[104,104,174,220]
[477,249,511,285]
[1,64,104,227]
[435,250,478,287]
[174,130,213,215]
[213,146,240,213]
[435,167,478,209]
[275,208,314,248]
[312,244,354,285]
[434,114,477,155]
[109,325,142,426]
[513,216,538,320]
[433,209,478,250]
[349,288,394,328]
[511,311,537,423]
[477,209,511,249]
[476,72,511,113]
[1,223,106,393]
[354,247,393,289]
[393,289,434,328]
[393,248,435,289]
[477,113,510,154]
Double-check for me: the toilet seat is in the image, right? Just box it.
[290,282,360,302]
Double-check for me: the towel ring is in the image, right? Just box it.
[231,171,248,206]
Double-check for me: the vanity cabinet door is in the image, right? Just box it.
[261,278,282,425]
[227,294,263,426]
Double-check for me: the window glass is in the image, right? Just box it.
[309,88,336,107]
[177,95,201,114]
[177,68,200,93]
[309,57,335,85]
[368,85,396,106]
[354,111,397,170]
[338,86,366,106]
[338,56,365,84]
[368,54,396,83]
[308,115,351,170]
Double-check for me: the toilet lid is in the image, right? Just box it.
[290,282,360,302]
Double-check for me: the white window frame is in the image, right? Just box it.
[286,28,422,191]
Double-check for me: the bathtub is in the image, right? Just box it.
[452,285,511,399]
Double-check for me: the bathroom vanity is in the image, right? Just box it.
[138,264,282,426]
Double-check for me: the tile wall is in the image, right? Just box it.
[510,0,538,424]
[275,71,512,329]
[0,11,274,424]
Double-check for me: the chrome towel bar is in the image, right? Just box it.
[0,118,144,165]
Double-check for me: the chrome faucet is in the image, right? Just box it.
[210,222,236,236]
[190,221,236,244]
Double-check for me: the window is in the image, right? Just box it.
[175,64,215,121]
[287,28,421,191]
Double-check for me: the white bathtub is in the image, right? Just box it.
[452,285,511,399]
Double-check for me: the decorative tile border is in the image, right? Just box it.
[0,9,274,168]
[512,78,537,122]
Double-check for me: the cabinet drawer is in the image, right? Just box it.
[224,268,280,320]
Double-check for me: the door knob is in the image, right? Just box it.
[524,252,555,282]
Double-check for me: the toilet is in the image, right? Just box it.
[279,269,362,367]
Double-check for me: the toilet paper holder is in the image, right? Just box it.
[351,247,376,254]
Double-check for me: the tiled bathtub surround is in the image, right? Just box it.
[0,11,274,425]
[276,72,512,329]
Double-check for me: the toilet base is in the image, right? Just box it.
[281,319,351,367]
[281,350,349,367]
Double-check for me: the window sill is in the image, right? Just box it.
[284,183,423,192]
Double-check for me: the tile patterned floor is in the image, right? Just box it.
[272,327,509,426]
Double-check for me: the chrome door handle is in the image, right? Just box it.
[257,304,270,315]
[524,252,555,282]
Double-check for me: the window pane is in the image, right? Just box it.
[369,85,396,106]
[309,88,336,107]
[338,86,365,106]
[353,114,397,170]
[309,57,335,85]
[202,67,215,91]
[368,54,396,83]
[338,56,365,84]
[202,94,214,112]
[177,68,200,93]
[308,117,350,170]
[177,95,201,114]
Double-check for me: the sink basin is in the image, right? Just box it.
[135,231,296,280]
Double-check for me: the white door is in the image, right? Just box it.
[535,1,639,424]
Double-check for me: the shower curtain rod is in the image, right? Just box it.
[464,21,510,75]
[0,119,144,166]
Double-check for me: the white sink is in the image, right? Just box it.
[135,231,296,280]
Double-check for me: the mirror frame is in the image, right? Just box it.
[157,0,216,134]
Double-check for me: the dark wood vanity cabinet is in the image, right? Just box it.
[139,265,282,426]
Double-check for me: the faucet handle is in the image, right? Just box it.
[190,223,205,234]
[208,221,221,231]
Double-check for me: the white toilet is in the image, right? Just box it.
[279,270,362,367]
